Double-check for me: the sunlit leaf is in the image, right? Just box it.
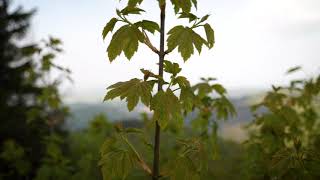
[151,89,182,129]
[107,25,144,61]
[104,78,153,111]
[135,20,160,34]
[167,26,206,61]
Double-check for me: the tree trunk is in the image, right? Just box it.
[152,2,166,180]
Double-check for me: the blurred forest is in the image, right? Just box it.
[0,0,319,180]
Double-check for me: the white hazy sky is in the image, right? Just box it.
[15,0,320,102]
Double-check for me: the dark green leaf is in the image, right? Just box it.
[178,12,198,22]
[121,6,145,15]
[128,0,143,7]
[204,23,214,48]
[286,66,302,74]
[198,14,210,24]
[102,18,118,40]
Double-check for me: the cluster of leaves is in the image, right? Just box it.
[30,114,115,180]
[34,135,73,180]
[0,5,71,176]
[0,140,31,178]
[99,124,152,180]
[23,37,71,125]
[102,0,214,61]
[244,68,320,179]
[100,0,229,179]
[102,60,236,179]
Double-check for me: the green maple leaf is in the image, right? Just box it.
[102,18,118,40]
[178,12,198,22]
[99,136,138,180]
[164,60,181,76]
[104,78,153,111]
[127,0,143,7]
[170,0,197,13]
[212,96,237,120]
[204,23,215,48]
[121,6,145,15]
[151,89,182,129]
[107,25,145,61]
[172,76,190,88]
[180,86,195,112]
[135,20,160,34]
[167,26,207,61]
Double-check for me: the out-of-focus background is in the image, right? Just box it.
[1,0,319,179]
[15,0,320,136]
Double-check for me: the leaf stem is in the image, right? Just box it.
[120,134,152,175]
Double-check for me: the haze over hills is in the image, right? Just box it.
[65,92,265,142]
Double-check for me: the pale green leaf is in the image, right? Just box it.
[167,26,206,61]
[151,89,182,129]
[180,87,195,112]
[211,84,226,95]
[107,25,144,61]
[173,76,190,88]
[104,78,153,111]
[164,60,181,76]
[135,20,160,34]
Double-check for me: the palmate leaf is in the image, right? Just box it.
[151,89,183,129]
[107,24,145,61]
[167,26,207,61]
[170,0,197,13]
[99,137,137,180]
[164,138,207,180]
[120,6,145,15]
[180,86,195,112]
[212,96,237,120]
[178,12,198,22]
[102,18,118,40]
[168,157,200,180]
[164,60,181,76]
[127,0,143,7]
[204,23,215,48]
[172,76,190,88]
[104,78,153,111]
[135,20,160,34]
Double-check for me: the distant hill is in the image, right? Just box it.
[64,96,260,132]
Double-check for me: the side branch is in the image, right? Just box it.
[164,49,172,55]
[143,30,160,54]
[120,134,152,175]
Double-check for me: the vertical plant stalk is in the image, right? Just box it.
[153,2,166,180]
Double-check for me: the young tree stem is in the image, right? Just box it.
[153,2,166,180]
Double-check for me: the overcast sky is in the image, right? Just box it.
[15,0,320,102]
